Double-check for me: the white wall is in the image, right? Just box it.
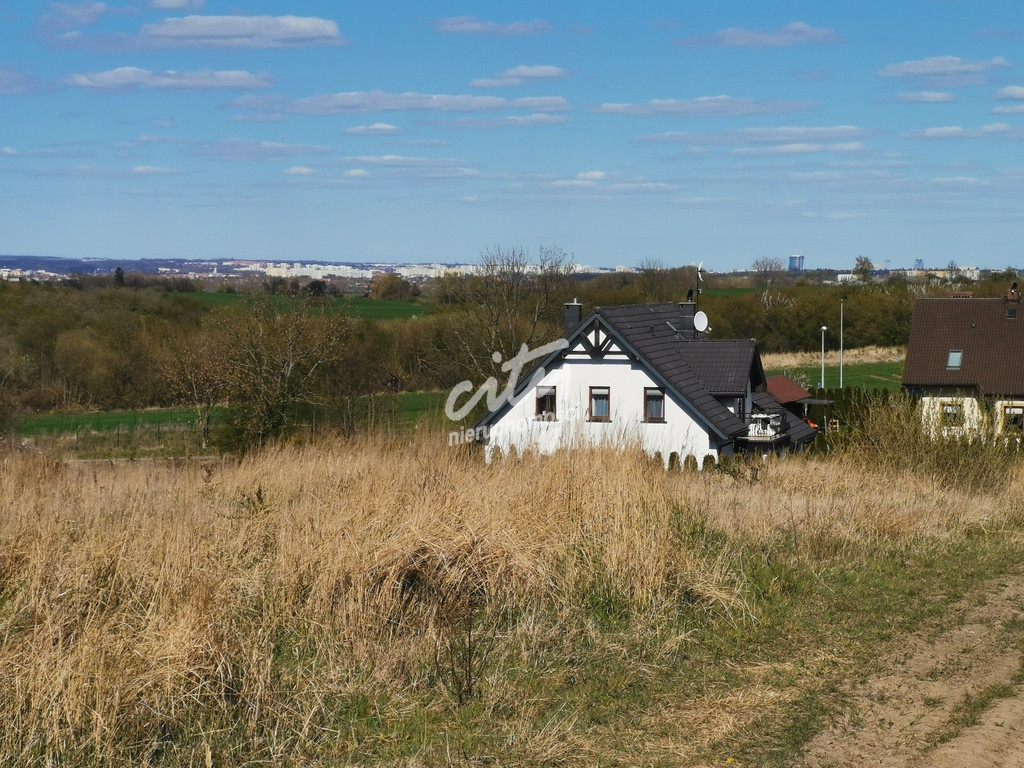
[481,357,719,465]
[920,395,985,439]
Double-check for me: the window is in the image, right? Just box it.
[535,386,556,421]
[589,386,610,422]
[644,387,665,422]
[1004,405,1024,434]
[947,349,963,370]
[940,402,964,428]
[1009,306,1018,320]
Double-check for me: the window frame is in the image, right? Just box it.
[939,401,965,428]
[946,349,963,370]
[588,386,611,422]
[643,387,666,423]
[535,385,557,421]
[1003,405,1024,434]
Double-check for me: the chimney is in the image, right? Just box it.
[678,299,696,335]
[1009,281,1020,301]
[564,299,582,336]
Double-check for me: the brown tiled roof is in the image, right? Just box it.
[902,296,1024,395]
[766,375,812,404]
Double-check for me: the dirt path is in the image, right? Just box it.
[801,574,1024,767]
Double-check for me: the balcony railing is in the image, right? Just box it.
[741,410,785,442]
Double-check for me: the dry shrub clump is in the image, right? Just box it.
[0,431,1018,764]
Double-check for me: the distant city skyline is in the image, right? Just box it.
[4,2,1024,271]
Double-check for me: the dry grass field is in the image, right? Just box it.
[1,426,1023,766]
[760,345,905,371]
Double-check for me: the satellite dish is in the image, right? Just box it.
[693,311,709,333]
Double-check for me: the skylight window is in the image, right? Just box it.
[947,349,963,370]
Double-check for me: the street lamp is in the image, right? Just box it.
[840,297,845,389]
[820,325,828,389]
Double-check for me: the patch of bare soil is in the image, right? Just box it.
[801,574,1024,767]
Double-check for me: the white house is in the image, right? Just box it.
[903,284,1024,440]
[474,301,817,464]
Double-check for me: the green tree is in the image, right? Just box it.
[369,272,419,301]
[854,256,874,283]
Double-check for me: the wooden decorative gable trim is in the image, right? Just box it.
[565,318,632,360]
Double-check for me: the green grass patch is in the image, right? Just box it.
[930,681,1017,746]
[766,360,904,391]
[16,407,202,436]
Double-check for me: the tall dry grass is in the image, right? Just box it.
[0,433,1021,764]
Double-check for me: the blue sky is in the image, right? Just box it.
[3,1,1024,271]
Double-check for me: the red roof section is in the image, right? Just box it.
[766,375,812,404]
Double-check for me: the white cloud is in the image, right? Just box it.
[336,154,455,167]
[233,90,566,119]
[436,16,552,36]
[131,165,175,174]
[502,65,564,79]
[610,182,675,191]
[472,65,565,88]
[191,139,332,160]
[445,113,567,128]
[678,21,839,48]
[0,67,39,96]
[551,179,597,188]
[908,123,1014,139]
[68,66,272,90]
[733,126,867,143]
[993,104,1024,115]
[471,78,520,88]
[345,122,401,135]
[997,85,1024,100]
[45,2,112,28]
[284,166,315,175]
[918,125,965,137]
[878,56,1009,78]
[594,95,813,117]
[576,171,605,180]
[896,91,955,103]
[289,90,506,115]
[1,147,17,156]
[140,15,343,48]
[933,176,987,185]
[511,96,569,111]
[733,141,866,156]
[344,169,369,178]
[149,0,204,9]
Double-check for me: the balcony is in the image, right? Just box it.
[741,410,785,442]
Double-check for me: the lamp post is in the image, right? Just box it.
[820,325,828,389]
[840,297,845,389]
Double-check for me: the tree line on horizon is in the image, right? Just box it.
[0,247,1013,447]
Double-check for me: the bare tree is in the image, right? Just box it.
[162,322,231,448]
[439,246,575,381]
[221,296,349,446]
[751,257,785,288]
